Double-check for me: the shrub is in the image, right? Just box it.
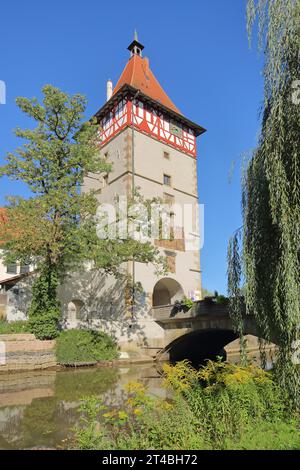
[28,307,61,340]
[182,296,194,309]
[56,328,119,365]
[215,294,229,305]
[0,319,30,334]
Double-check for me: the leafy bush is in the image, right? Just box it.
[215,294,229,305]
[29,307,61,340]
[56,329,119,365]
[182,296,194,309]
[0,319,30,334]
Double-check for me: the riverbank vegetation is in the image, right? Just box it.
[71,360,300,450]
[56,329,119,365]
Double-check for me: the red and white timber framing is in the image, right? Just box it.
[98,99,197,157]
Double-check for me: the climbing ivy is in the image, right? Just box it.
[28,265,61,339]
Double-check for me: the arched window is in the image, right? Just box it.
[67,299,85,321]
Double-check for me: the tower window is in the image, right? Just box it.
[163,151,170,159]
[163,193,174,206]
[163,174,171,186]
[165,251,176,274]
[103,174,109,188]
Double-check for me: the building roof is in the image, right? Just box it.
[0,208,7,246]
[94,37,206,138]
[0,208,7,222]
[0,271,35,286]
[113,54,182,115]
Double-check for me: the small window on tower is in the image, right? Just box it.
[163,174,171,186]
[163,193,174,206]
[163,151,170,160]
[103,174,109,188]
[165,251,176,274]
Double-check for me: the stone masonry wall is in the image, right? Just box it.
[0,334,56,372]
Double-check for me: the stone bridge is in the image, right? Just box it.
[149,301,261,363]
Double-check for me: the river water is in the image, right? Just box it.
[0,364,165,450]
[0,341,276,450]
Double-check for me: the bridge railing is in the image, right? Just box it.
[151,301,229,323]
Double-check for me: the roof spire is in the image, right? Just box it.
[127,32,144,58]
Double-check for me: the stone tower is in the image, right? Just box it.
[78,35,206,356]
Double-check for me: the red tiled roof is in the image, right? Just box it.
[0,208,7,220]
[113,54,181,115]
[0,208,8,246]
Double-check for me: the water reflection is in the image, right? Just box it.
[0,338,276,450]
[0,365,163,450]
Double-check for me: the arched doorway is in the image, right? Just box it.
[152,278,184,307]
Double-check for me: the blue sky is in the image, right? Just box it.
[0,0,264,294]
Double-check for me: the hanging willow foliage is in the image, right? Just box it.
[228,0,300,406]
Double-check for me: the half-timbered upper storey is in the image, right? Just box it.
[95,34,205,158]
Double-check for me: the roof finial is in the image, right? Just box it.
[128,32,144,58]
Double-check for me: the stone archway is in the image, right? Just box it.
[165,329,238,365]
[152,278,184,307]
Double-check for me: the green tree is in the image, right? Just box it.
[0,85,163,338]
[228,1,300,405]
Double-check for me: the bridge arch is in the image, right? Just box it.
[163,328,238,365]
[152,277,184,307]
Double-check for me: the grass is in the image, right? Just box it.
[224,420,300,450]
[0,319,30,334]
